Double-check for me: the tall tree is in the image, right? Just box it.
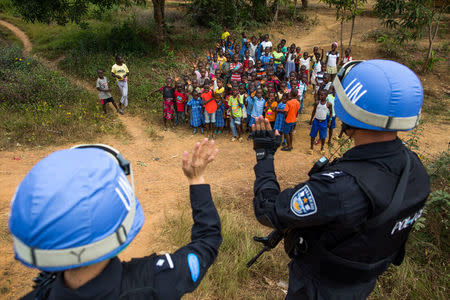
[375,0,448,72]
[319,0,367,54]
[152,0,166,43]
[301,0,309,9]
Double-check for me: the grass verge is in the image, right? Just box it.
[0,45,123,149]
[163,191,289,299]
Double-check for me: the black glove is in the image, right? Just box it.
[252,129,282,160]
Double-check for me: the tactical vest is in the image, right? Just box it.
[288,149,429,284]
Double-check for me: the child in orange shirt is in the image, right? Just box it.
[264,91,278,129]
[282,89,300,151]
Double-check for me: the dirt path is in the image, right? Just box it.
[0,19,32,55]
[0,10,449,299]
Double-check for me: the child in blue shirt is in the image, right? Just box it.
[186,90,204,134]
[298,74,308,114]
[260,47,274,70]
[249,88,266,127]
[214,93,225,134]
[274,93,287,132]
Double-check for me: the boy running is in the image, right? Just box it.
[96,69,122,114]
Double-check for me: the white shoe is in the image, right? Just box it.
[231,137,236,142]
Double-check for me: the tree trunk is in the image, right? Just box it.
[301,0,308,9]
[423,20,440,73]
[294,0,298,18]
[348,0,357,49]
[273,0,279,22]
[152,0,165,44]
[422,6,446,73]
[340,10,344,57]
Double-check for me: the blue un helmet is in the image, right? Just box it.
[333,60,423,131]
[9,144,144,272]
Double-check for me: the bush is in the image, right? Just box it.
[0,46,122,149]
[189,0,269,29]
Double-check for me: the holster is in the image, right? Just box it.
[284,229,308,259]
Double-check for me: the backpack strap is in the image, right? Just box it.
[330,149,411,229]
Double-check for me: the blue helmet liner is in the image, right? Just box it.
[333,60,423,131]
[9,145,145,271]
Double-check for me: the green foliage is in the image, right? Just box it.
[374,0,449,72]
[0,46,121,149]
[189,0,270,29]
[0,0,14,14]
[319,0,367,21]
[9,0,136,25]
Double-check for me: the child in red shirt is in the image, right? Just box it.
[201,83,216,138]
[174,83,187,127]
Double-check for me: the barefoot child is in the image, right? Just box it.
[174,83,187,126]
[214,93,225,135]
[325,42,339,81]
[111,55,129,110]
[151,77,175,130]
[201,84,216,138]
[96,69,122,114]
[228,87,244,142]
[249,88,266,127]
[310,89,332,153]
[264,91,278,129]
[282,89,300,151]
[274,93,287,133]
[326,86,336,145]
[186,90,203,134]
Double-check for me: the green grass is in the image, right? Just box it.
[0,46,123,149]
[0,25,21,47]
[0,6,213,120]
[163,153,449,300]
[163,191,289,299]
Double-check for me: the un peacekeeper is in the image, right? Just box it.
[251,60,430,299]
[9,139,221,299]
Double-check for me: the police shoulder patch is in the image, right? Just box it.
[187,253,200,283]
[290,185,317,217]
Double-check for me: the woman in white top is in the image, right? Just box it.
[249,36,259,60]
[260,34,272,52]
[325,42,339,80]
[285,44,297,79]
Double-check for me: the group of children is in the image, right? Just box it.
[97,31,354,153]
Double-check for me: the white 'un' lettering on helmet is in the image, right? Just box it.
[344,78,367,104]
[115,174,133,211]
[118,174,133,204]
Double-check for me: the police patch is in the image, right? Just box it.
[187,253,200,283]
[290,185,317,217]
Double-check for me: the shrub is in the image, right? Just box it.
[0,46,122,149]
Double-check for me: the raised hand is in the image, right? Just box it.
[182,138,219,185]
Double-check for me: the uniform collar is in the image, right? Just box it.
[49,258,122,300]
[342,138,403,161]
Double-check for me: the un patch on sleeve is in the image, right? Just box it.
[290,185,317,217]
[187,253,200,283]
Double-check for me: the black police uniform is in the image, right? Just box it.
[253,138,429,299]
[22,185,222,300]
